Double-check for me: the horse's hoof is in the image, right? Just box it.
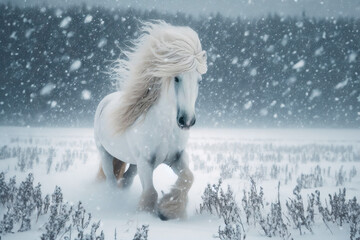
[158,211,169,221]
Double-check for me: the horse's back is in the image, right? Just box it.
[94,91,119,145]
[94,92,120,127]
[94,92,135,164]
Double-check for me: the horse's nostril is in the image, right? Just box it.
[178,116,185,126]
[190,118,196,127]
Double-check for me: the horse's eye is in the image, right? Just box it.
[174,77,180,83]
[198,79,202,85]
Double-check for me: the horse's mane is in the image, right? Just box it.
[111,20,207,133]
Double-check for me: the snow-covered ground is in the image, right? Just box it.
[0,127,360,239]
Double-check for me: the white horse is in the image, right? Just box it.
[94,21,207,220]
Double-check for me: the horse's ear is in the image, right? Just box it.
[196,50,208,74]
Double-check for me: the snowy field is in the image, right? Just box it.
[0,127,360,240]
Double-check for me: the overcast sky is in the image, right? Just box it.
[3,0,360,18]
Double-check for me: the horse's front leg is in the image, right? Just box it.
[158,151,194,220]
[137,160,158,213]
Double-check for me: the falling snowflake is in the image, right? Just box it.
[314,46,324,56]
[40,83,56,96]
[309,89,322,101]
[334,78,348,90]
[296,21,304,28]
[50,101,57,108]
[242,59,250,67]
[59,16,72,28]
[292,60,305,70]
[81,90,91,100]
[244,101,252,110]
[10,31,17,40]
[84,15,93,23]
[25,29,35,39]
[70,60,82,72]
[98,38,107,48]
[231,57,238,65]
[250,68,257,76]
[349,52,357,63]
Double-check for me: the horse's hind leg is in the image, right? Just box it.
[97,159,122,181]
[113,159,127,181]
[121,164,137,188]
[96,146,118,187]
[96,146,134,188]
[96,163,106,181]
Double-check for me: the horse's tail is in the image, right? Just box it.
[96,157,127,182]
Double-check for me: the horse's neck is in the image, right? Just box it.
[136,85,189,153]
[144,85,188,152]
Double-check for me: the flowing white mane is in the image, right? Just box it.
[111,20,207,133]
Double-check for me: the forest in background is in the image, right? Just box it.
[0,4,359,128]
